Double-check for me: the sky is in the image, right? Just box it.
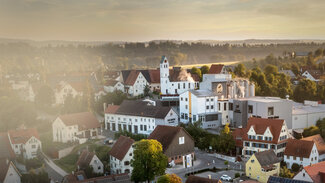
[0,0,325,41]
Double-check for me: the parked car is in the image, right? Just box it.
[220,174,232,181]
[104,138,114,145]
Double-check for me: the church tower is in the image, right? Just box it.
[160,56,169,94]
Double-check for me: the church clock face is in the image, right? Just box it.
[217,84,223,94]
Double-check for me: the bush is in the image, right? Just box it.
[224,161,229,165]
[115,130,147,141]
[291,163,300,172]
[25,158,43,170]
[235,173,240,178]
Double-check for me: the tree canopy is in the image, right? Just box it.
[131,139,168,183]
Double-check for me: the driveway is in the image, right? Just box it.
[40,152,68,182]
[195,170,244,183]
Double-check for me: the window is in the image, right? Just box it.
[179,137,185,144]
[129,153,132,156]
[229,103,233,110]
[218,103,220,111]
[293,157,296,160]
[206,106,209,109]
[211,105,214,109]
[300,157,303,161]
[248,105,253,113]
[32,145,36,149]
[140,125,143,131]
[188,83,190,88]
[206,99,209,102]
[181,113,184,119]
[268,107,274,116]
[183,83,185,89]
[181,97,183,101]
[185,105,188,109]
[178,83,180,89]
[224,103,227,110]
[211,98,214,102]
[245,142,250,147]
[185,98,188,101]
[144,125,147,131]
[193,115,196,122]
[251,159,254,163]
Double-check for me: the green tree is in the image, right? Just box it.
[191,67,202,81]
[200,65,210,75]
[280,166,294,178]
[293,79,317,102]
[131,139,168,183]
[316,118,325,138]
[234,64,246,77]
[303,126,320,138]
[144,85,150,97]
[291,163,300,172]
[157,174,182,183]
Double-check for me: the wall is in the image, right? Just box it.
[293,169,313,182]
[246,155,280,183]
[90,155,104,174]
[284,144,319,168]
[292,112,325,129]
[4,163,21,183]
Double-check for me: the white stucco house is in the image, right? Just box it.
[109,135,134,175]
[302,70,321,82]
[52,112,101,144]
[122,70,149,97]
[103,80,124,93]
[302,134,325,161]
[76,150,104,174]
[160,56,200,99]
[0,159,21,183]
[284,139,319,169]
[105,99,178,135]
[53,81,84,105]
[294,161,325,183]
[179,90,221,129]
[8,128,42,159]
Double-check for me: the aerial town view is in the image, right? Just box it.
[1,0,325,183]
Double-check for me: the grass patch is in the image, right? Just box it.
[54,154,79,173]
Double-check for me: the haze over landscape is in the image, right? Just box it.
[1,0,325,41]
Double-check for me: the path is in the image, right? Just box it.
[41,152,68,183]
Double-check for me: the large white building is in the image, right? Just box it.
[229,97,293,128]
[105,100,178,135]
[292,101,325,129]
[8,128,42,159]
[52,112,101,144]
[122,71,149,97]
[284,139,319,169]
[234,117,290,157]
[109,135,134,174]
[179,90,221,129]
[160,56,199,98]
[53,81,84,105]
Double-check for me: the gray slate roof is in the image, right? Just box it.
[115,100,173,119]
[254,150,281,166]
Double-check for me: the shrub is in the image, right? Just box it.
[235,173,240,178]
[291,163,300,172]
[224,161,229,165]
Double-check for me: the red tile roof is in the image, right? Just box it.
[0,133,15,159]
[304,161,325,183]
[58,112,101,131]
[105,105,120,114]
[109,136,134,161]
[76,150,95,168]
[8,128,40,144]
[149,70,160,83]
[124,70,140,85]
[242,117,285,144]
[208,64,224,74]
[302,134,325,155]
[284,139,314,158]
[148,125,194,153]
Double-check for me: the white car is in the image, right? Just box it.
[220,174,232,181]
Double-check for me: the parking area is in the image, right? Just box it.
[194,170,244,182]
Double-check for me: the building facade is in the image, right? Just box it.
[284,139,319,169]
[76,150,104,174]
[246,150,281,183]
[8,128,42,159]
[52,112,100,144]
[179,90,221,129]
[0,159,21,183]
[105,100,178,135]
[109,136,134,175]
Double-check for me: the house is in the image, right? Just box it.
[302,134,325,161]
[284,139,319,169]
[267,176,311,183]
[208,64,227,74]
[301,70,322,82]
[9,80,35,102]
[179,90,221,129]
[148,125,195,166]
[8,128,42,159]
[185,175,219,183]
[292,101,325,129]
[245,150,281,183]
[103,80,124,93]
[52,112,101,144]
[76,150,104,174]
[294,161,325,183]
[109,136,134,174]
[105,100,178,135]
[0,133,15,160]
[229,96,293,128]
[160,56,200,99]
[237,117,290,157]
[103,71,122,81]
[0,159,21,183]
[122,70,149,97]
[53,81,84,105]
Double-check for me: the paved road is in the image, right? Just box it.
[166,149,244,182]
